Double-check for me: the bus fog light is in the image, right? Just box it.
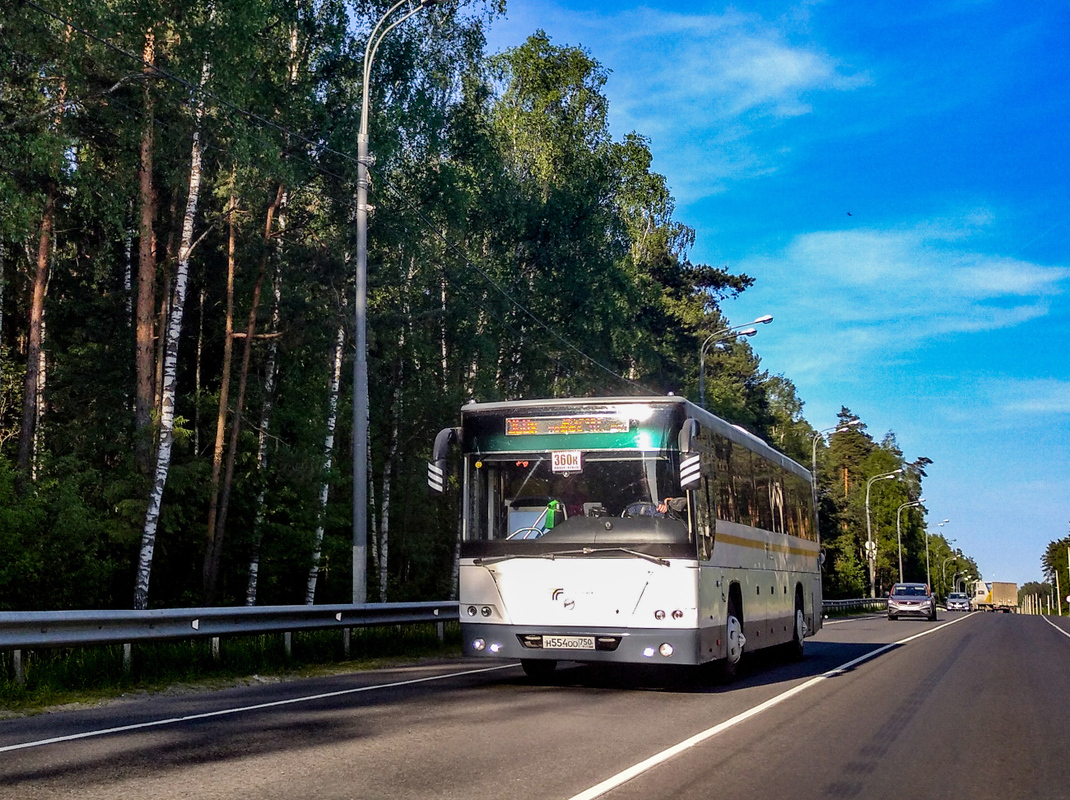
[654,610,666,620]
[672,610,684,620]
[659,643,674,657]
[642,647,655,657]
[467,606,478,617]
[490,643,502,653]
[473,639,486,651]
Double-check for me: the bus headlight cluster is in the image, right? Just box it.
[642,644,675,658]
[466,605,494,617]
[654,609,685,621]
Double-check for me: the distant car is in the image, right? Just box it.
[946,592,970,611]
[888,582,936,621]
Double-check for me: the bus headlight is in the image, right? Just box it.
[473,639,486,651]
[654,610,666,620]
[659,643,674,657]
[467,606,478,617]
[672,610,684,620]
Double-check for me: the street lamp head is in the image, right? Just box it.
[738,328,758,337]
[917,497,925,503]
[753,314,774,325]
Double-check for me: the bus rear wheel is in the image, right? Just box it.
[521,659,557,680]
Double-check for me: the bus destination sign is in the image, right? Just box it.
[505,415,631,436]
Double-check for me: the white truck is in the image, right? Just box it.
[972,580,1018,613]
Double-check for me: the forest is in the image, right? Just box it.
[0,0,970,611]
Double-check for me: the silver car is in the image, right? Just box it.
[946,592,970,611]
[888,583,936,621]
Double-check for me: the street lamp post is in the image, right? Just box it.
[353,0,442,604]
[865,469,903,597]
[697,315,772,408]
[952,570,973,595]
[941,553,961,600]
[895,498,924,584]
[810,419,862,541]
[925,519,949,595]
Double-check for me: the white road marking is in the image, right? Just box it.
[567,613,974,800]
[1042,616,1070,640]
[823,614,885,625]
[0,664,515,754]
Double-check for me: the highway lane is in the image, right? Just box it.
[1,612,1067,799]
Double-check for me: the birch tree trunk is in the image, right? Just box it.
[378,384,401,603]
[33,314,48,481]
[124,205,133,321]
[203,184,283,604]
[245,265,282,606]
[133,67,208,609]
[194,286,205,455]
[134,29,157,474]
[17,188,54,481]
[306,323,345,604]
[206,193,238,556]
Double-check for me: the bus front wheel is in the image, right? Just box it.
[721,600,745,682]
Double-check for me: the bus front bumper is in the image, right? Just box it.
[461,623,719,666]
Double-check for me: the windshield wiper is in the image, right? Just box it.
[474,547,669,567]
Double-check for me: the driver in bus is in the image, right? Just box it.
[656,497,687,519]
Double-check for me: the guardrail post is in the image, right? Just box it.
[122,643,133,676]
[13,649,26,685]
[437,621,445,642]
[211,637,221,662]
[283,631,292,659]
[342,628,351,658]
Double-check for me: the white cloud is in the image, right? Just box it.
[485,3,868,201]
[730,212,1070,382]
[992,379,1070,415]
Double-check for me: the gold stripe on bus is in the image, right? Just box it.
[715,532,820,557]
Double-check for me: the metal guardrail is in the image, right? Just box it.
[0,597,886,650]
[0,601,459,650]
[822,598,888,613]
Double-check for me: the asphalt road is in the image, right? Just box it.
[2,611,1069,800]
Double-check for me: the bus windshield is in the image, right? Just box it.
[467,451,689,544]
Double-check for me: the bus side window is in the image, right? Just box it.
[696,429,715,561]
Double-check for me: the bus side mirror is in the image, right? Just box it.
[428,426,460,495]
[678,418,701,490]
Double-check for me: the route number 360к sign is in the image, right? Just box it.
[552,451,582,474]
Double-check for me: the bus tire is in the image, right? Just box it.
[521,659,557,681]
[721,595,744,682]
[786,591,805,661]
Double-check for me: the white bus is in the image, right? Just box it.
[428,396,822,679]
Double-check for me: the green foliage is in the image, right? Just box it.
[1041,533,1070,583]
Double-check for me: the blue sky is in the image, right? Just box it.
[483,0,1070,587]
